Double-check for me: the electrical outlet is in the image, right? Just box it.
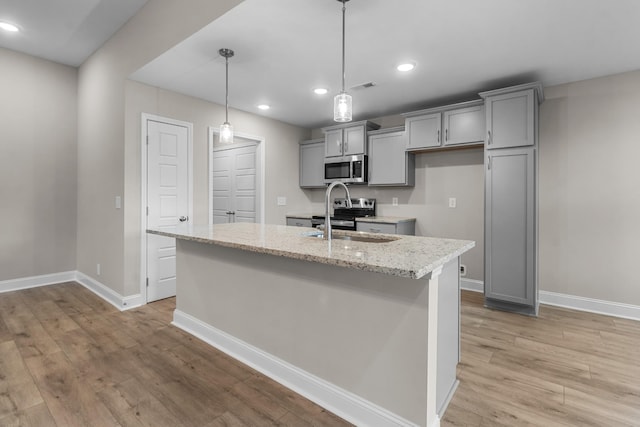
[460,264,466,277]
[392,197,398,206]
[115,196,121,209]
[97,263,101,276]
[277,196,287,206]
[449,197,457,208]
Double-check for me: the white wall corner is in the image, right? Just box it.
[172,309,420,427]
[0,271,77,293]
[74,271,144,311]
[460,278,484,293]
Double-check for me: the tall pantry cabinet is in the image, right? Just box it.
[480,83,544,316]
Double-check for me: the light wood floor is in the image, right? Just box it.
[442,292,640,427]
[0,282,350,426]
[1,283,639,426]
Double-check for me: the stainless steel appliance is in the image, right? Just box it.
[311,198,376,231]
[324,155,368,184]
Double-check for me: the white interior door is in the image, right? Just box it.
[211,143,257,224]
[146,119,190,302]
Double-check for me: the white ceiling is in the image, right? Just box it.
[0,0,148,66]
[130,0,640,129]
[2,0,639,129]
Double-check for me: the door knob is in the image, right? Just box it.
[179,216,188,222]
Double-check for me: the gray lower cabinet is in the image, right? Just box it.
[356,220,415,235]
[368,127,415,186]
[299,139,325,188]
[485,147,536,310]
[286,217,312,227]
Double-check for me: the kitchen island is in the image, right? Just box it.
[147,223,474,427]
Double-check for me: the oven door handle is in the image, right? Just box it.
[330,220,355,227]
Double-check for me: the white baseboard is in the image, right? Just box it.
[460,279,640,321]
[75,272,144,311]
[173,309,420,427]
[539,291,640,321]
[0,271,76,293]
[0,271,144,311]
[461,278,484,293]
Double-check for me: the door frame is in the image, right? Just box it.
[207,126,265,225]
[140,113,194,303]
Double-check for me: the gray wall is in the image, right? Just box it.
[123,81,311,295]
[76,0,243,295]
[539,71,640,306]
[0,47,77,281]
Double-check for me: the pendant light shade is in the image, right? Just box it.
[334,92,352,122]
[334,0,352,122]
[219,48,234,144]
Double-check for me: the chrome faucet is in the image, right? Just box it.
[324,181,352,241]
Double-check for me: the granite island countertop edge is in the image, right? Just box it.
[147,223,474,280]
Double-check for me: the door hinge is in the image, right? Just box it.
[146,278,149,287]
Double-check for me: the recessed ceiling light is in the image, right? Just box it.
[314,88,328,95]
[397,63,416,72]
[0,22,19,32]
[257,104,270,110]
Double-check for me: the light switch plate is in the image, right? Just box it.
[392,197,398,206]
[115,196,122,209]
[277,196,287,206]
[449,197,456,208]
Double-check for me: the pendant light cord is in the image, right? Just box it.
[225,55,229,123]
[341,0,346,93]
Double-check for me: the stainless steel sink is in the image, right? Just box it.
[302,231,399,243]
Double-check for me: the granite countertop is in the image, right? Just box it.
[356,216,416,224]
[148,223,474,280]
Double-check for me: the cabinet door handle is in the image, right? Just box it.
[487,156,491,170]
[437,130,440,143]
[371,228,381,233]
[344,139,349,152]
[487,130,492,145]
[445,128,449,141]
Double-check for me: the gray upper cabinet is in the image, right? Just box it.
[405,112,441,150]
[368,127,415,186]
[442,104,485,146]
[299,139,325,188]
[481,87,538,150]
[322,120,380,158]
[403,100,485,151]
[485,147,535,307]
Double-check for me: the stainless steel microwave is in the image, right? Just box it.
[324,155,367,184]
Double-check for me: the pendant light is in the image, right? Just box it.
[334,0,352,122]
[219,48,235,144]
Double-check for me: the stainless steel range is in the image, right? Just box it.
[311,198,376,231]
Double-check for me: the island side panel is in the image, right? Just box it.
[436,257,461,416]
[175,239,431,426]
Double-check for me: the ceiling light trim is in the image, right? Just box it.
[0,22,20,32]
